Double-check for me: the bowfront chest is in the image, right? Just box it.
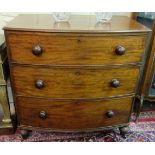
[4,14,150,138]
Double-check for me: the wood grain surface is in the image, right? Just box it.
[11,65,140,99]
[6,31,146,65]
[17,96,133,130]
[4,14,150,131]
[4,15,150,33]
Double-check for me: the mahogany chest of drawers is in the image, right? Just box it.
[4,14,150,138]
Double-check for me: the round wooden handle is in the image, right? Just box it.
[111,79,120,88]
[106,110,115,118]
[115,46,126,55]
[32,45,42,56]
[39,111,46,119]
[35,80,44,89]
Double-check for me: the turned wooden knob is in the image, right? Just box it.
[106,110,115,118]
[35,80,44,89]
[32,45,42,56]
[39,111,46,119]
[111,79,120,88]
[115,46,126,55]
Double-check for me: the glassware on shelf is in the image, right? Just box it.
[53,22,70,29]
[95,12,112,23]
[52,12,71,22]
[95,22,111,30]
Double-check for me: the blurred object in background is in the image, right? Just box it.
[52,12,71,22]
[135,12,155,111]
[0,35,14,134]
[136,12,155,28]
[95,12,113,23]
[0,13,18,35]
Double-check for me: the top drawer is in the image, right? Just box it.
[6,32,146,65]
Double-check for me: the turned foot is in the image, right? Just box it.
[20,130,30,139]
[119,126,129,138]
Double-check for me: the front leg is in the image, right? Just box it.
[119,126,130,138]
[20,129,30,139]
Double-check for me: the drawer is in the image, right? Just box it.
[7,32,146,65]
[17,96,133,130]
[12,65,139,98]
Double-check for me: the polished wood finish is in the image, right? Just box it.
[17,96,133,131]
[4,14,149,33]
[6,31,146,65]
[131,12,137,20]
[4,14,150,133]
[11,65,140,98]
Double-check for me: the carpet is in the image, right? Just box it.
[0,111,155,142]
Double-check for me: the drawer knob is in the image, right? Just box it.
[111,79,120,88]
[32,45,42,56]
[39,111,46,119]
[115,46,126,55]
[35,80,44,89]
[106,110,115,118]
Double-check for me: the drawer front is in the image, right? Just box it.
[17,96,133,130]
[12,65,139,98]
[7,32,146,65]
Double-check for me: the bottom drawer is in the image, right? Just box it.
[17,97,133,131]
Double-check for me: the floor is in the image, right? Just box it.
[0,111,155,142]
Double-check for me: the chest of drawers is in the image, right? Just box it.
[4,14,150,138]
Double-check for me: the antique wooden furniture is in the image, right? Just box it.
[0,35,14,134]
[4,14,150,138]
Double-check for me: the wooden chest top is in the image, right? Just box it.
[4,14,150,33]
